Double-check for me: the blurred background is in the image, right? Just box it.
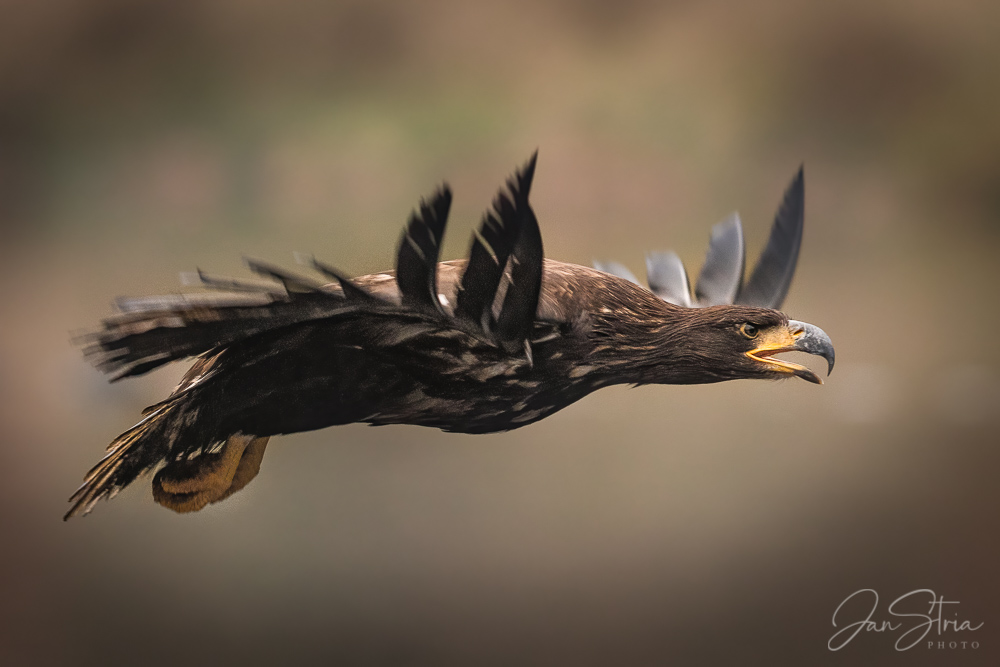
[1,1,998,665]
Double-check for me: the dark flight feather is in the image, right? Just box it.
[396,187,452,315]
[244,258,330,294]
[455,152,541,350]
[490,154,543,354]
[301,254,381,303]
[183,268,287,295]
[736,166,804,309]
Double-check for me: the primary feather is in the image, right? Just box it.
[595,167,805,310]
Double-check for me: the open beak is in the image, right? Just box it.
[746,320,835,384]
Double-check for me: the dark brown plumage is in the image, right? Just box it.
[66,154,834,519]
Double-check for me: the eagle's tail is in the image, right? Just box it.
[64,395,187,520]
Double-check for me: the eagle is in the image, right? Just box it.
[66,153,834,519]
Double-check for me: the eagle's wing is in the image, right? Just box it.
[80,270,384,381]
[69,156,545,519]
[593,167,804,309]
[81,156,543,383]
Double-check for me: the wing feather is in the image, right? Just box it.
[694,213,745,306]
[736,166,804,308]
[646,251,693,307]
[396,187,452,315]
[305,255,382,303]
[492,155,543,353]
[244,258,330,294]
[81,254,394,381]
[593,167,804,310]
[455,152,541,352]
[81,155,549,385]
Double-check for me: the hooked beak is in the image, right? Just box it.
[746,320,835,384]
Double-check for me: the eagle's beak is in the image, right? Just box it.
[746,320,835,384]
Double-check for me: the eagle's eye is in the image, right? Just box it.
[739,323,759,339]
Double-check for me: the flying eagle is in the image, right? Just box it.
[66,154,834,519]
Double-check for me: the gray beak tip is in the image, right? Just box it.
[788,319,835,379]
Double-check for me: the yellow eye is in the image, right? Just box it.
[740,323,759,339]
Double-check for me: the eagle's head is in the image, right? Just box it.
[678,306,835,384]
[589,300,835,386]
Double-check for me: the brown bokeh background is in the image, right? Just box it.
[1,1,998,665]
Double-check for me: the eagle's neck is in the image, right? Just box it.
[581,302,730,387]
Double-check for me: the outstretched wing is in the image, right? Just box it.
[81,157,545,383]
[80,266,389,382]
[70,156,548,519]
[593,168,804,309]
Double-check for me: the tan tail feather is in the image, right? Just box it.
[64,406,172,520]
